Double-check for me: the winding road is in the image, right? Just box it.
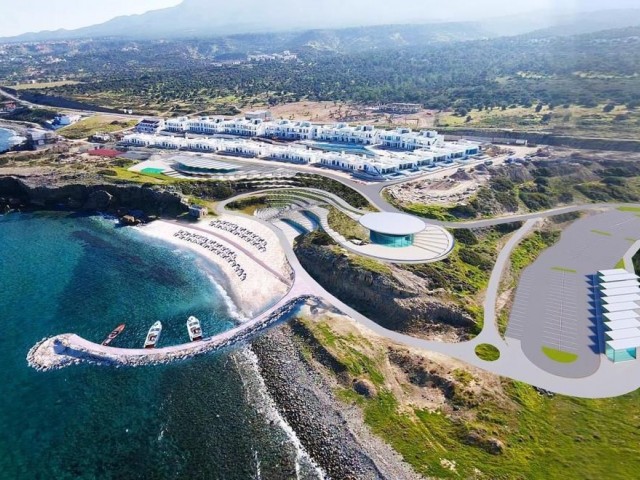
[24,147,640,397]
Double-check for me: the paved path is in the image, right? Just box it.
[480,218,540,346]
[623,239,640,273]
[26,171,640,397]
[218,202,640,398]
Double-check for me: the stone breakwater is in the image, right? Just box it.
[27,296,315,371]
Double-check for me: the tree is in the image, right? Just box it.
[465,115,472,123]
[603,103,615,113]
[535,103,544,113]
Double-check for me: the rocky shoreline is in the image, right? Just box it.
[251,315,421,480]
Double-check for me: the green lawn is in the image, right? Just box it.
[58,116,137,139]
[617,206,640,213]
[104,167,177,185]
[542,347,579,363]
[475,343,501,361]
[551,267,578,273]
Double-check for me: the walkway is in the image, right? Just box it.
[25,173,640,397]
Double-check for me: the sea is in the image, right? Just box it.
[0,127,23,153]
[0,212,322,479]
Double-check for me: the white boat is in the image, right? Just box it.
[144,321,162,349]
[187,316,203,342]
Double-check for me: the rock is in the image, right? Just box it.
[83,190,113,211]
[353,378,377,398]
[120,215,140,226]
[487,438,505,455]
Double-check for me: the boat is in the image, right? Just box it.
[102,324,125,346]
[144,321,162,349]
[187,316,203,342]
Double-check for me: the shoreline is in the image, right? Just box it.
[137,217,292,319]
[0,126,26,153]
[251,304,421,480]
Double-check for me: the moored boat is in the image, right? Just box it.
[144,321,162,349]
[187,316,203,342]
[102,324,126,346]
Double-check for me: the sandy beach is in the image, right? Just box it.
[139,215,293,319]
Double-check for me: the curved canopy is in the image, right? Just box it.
[359,212,426,236]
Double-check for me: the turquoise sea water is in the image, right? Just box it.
[0,212,320,479]
[0,128,18,153]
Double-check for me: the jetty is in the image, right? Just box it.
[28,289,316,371]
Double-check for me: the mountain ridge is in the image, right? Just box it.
[2,2,640,44]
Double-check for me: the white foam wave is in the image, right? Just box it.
[233,348,326,480]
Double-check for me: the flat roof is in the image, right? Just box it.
[359,212,426,236]
[173,156,238,171]
[604,310,640,321]
[606,328,640,340]
[607,337,640,350]
[600,273,639,283]
[603,302,640,313]
[599,280,639,290]
[600,286,640,297]
[605,318,640,330]
[602,294,640,304]
[599,269,628,276]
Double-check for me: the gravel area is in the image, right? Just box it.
[251,321,422,480]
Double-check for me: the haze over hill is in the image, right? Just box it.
[2,0,640,43]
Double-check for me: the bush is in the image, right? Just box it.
[453,229,479,245]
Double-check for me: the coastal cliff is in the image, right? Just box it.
[0,175,188,216]
[294,232,476,341]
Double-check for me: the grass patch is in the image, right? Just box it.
[308,314,640,478]
[327,206,368,242]
[542,346,579,363]
[551,266,578,273]
[615,258,626,269]
[617,206,640,213]
[103,167,177,185]
[591,229,613,236]
[475,343,500,361]
[333,248,392,275]
[58,116,137,139]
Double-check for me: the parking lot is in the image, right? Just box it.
[506,209,640,377]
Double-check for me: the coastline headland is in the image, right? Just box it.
[27,294,317,371]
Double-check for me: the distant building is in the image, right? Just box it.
[378,103,422,114]
[27,129,57,147]
[55,114,81,126]
[135,119,165,134]
[0,100,17,113]
[165,117,189,133]
[245,110,272,121]
[188,205,208,219]
[597,269,640,363]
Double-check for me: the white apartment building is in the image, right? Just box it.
[165,117,189,133]
[187,116,225,135]
[135,119,165,134]
[315,123,378,145]
[264,120,317,140]
[378,128,444,150]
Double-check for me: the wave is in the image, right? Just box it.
[233,347,326,480]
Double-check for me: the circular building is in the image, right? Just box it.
[359,212,426,248]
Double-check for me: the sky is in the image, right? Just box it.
[1,0,639,37]
[0,0,182,37]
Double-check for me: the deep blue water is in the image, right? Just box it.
[0,212,320,479]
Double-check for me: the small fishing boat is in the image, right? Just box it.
[144,321,162,349]
[187,316,203,342]
[102,324,126,346]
